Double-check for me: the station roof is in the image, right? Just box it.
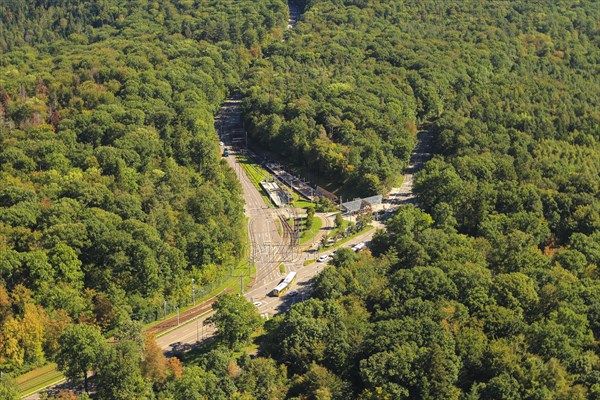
[341,199,363,213]
[341,194,382,213]
[363,195,382,206]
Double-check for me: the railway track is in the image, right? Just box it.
[147,289,232,335]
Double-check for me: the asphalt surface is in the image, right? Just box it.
[385,129,433,205]
[219,98,288,288]
[156,223,381,354]
[288,1,301,29]
[151,0,311,355]
[25,106,433,400]
[157,96,290,354]
[26,125,430,400]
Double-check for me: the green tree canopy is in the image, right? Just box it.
[56,324,106,392]
[205,294,262,349]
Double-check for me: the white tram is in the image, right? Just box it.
[272,271,297,296]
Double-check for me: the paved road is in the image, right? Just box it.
[156,312,216,353]
[156,96,290,354]
[26,119,432,399]
[157,92,393,352]
[219,97,288,287]
[155,0,311,354]
[155,223,380,352]
[378,128,433,208]
[157,128,434,354]
[25,0,432,390]
[25,3,344,398]
[251,225,382,317]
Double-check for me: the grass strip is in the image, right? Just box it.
[16,363,57,385]
[300,216,322,244]
[238,155,270,187]
[17,363,65,396]
[293,200,314,209]
[237,155,277,206]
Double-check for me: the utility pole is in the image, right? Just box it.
[192,278,195,305]
[163,300,167,319]
[176,307,180,326]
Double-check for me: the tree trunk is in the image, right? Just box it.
[84,371,88,393]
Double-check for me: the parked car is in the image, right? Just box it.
[317,254,330,262]
[352,242,366,252]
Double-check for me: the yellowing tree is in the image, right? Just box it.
[0,303,46,370]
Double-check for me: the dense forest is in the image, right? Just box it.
[0,0,287,375]
[242,0,599,197]
[1,0,600,399]
[249,0,598,399]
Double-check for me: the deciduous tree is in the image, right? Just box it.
[205,294,262,349]
[56,324,106,392]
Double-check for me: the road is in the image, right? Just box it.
[377,128,433,208]
[24,3,375,398]
[156,128,434,354]
[156,91,395,353]
[218,97,288,287]
[25,126,431,400]
[154,0,311,355]
[288,1,301,29]
[156,96,290,353]
[249,226,382,317]
[156,222,381,354]
[24,104,433,400]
